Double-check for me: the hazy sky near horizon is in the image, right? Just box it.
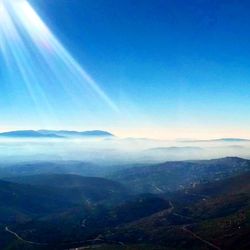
[1,0,250,139]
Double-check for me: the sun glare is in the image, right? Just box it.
[0,0,119,122]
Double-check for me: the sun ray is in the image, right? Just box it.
[0,0,119,128]
[0,1,56,127]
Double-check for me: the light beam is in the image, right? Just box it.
[0,0,119,127]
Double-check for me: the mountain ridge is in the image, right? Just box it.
[182,138,250,143]
[0,130,114,138]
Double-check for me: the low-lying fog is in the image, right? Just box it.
[0,137,250,165]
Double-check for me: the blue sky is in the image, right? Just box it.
[1,0,250,139]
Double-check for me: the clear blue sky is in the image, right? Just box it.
[1,0,250,139]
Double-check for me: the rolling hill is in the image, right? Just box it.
[0,161,105,178]
[0,174,129,224]
[6,174,130,203]
[103,172,250,250]
[1,158,250,249]
[0,179,73,223]
[110,157,250,193]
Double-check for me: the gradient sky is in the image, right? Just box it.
[1,0,250,139]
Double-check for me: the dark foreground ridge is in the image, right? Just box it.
[0,157,250,249]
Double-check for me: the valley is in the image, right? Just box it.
[0,157,250,249]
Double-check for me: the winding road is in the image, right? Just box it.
[166,201,222,250]
[5,226,47,246]
[181,224,222,250]
[5,199,221,250]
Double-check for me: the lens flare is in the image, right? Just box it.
[0,0,119,126]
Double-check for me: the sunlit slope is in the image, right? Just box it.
[111,157,250,193]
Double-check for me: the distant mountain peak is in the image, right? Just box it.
[0,130,63,138]
[215,138,250,142]
[182,138,250,143]
[0,129,114,138]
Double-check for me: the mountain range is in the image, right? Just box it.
[182,138,250,143]
[1,157,250,249]
[0,130,114,138]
